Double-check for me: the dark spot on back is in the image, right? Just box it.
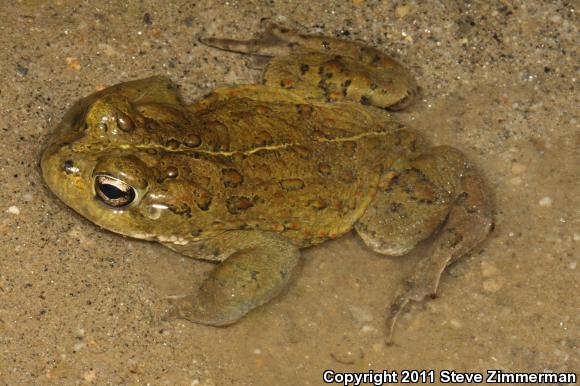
[166,139,181,150]
[342,141,357,157]
[385,174,400,191]
[293,145,312,160]
[253,130,273,146]
[222,168,244,188]
[390,202,403,212]
[184,134,201,148]
[280,79,295,89]
[227,196,254,214]
[195,189,212,211]
[280,178,305,191]
[308,198,328,210]
[296,104,313,117]
[340,169,356,183]
[146,119,160,131]
[341,79,352,96]
[168,203,192,218]
[318,163,331,176]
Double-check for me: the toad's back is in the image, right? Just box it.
[135,84,417,246]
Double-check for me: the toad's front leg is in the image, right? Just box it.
[165,231,300,326]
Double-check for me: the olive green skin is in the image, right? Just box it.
[41,22,492,342]
[41,78,420,254]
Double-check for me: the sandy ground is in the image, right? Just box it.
[0,1,578,385]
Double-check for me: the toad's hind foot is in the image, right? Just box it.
[355,146,492,344]
[385,149,492,344]
[385,203,492,344]
[200,20,418,110]
[200,19,300,58]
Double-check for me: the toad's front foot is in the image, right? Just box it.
[163,231,300,327]
[163,294,237,326]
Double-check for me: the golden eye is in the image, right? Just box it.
[95,175,136,208]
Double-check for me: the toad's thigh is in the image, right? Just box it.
[264,53,416,109]
[355,150,458,256]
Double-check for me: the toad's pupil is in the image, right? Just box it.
[99,183,126,200]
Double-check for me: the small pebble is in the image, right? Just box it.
[97,43,119,57]
[66,57,81,70]
[483,278,503,292]
[83,370,96,382]
[569,261,577,269]
[143,12,152,25]
[348,304,374,322]
[330,347,364,365]
[449,319,463,329]
[573,233,579,241]
[481,261,499,277]
[539,196,553,207]
[361,325,375,333]
[510,177,522,185]
[16,63,29,77]
[23,193,33,202]
[6,206,20,215]
[184,17,194,27]
[395,4,414,18]
[511,163,526,175]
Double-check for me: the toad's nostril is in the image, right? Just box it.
[63,159,79,175]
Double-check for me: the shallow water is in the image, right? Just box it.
[0,1,577,385]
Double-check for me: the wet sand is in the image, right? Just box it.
[0,1,577,384]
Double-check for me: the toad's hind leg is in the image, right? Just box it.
[165,231,300,326]
[201,20,417,110]
[355,146,493,344]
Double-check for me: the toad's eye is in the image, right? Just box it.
[95,175,136,208]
